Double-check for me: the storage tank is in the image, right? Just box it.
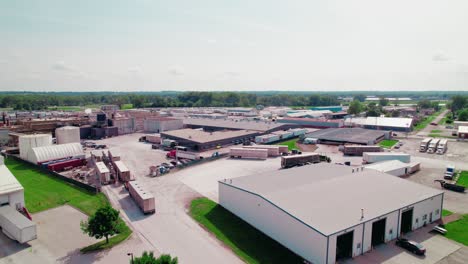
[19,134,52,162]
[55,126,80,145]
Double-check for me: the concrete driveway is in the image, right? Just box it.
[345,224,462,264]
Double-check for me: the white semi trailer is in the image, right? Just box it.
[363,152,411,164]
[436,139,448,155]
[0,206,37,243]
[419,138,432,152]
[230,148,268,160]
[427,138,441,154]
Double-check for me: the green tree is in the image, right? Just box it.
[348,100,363,115]
[379,97,389,107]
[417,99,432,109]
[133,252,178,264]
[366,103,381,117]
[451,95,467,112]
[81,205,121,244]
[353,94,366,102]
[458,109,468,121]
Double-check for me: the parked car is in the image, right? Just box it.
[430,122,437,126]
[395,238,426,255]
[446,125,454,129]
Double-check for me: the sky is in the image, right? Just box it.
[1,0,468,92]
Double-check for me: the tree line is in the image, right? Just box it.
[0,92,340,110]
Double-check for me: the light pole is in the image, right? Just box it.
[127,253,134,264]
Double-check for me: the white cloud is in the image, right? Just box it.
[51,61,73,71]
[168,67,184,76]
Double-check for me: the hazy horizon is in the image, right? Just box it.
[1,0,468,92]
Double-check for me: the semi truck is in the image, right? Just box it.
[166,149,200,160]
[243,145,288,156]
[127,181,156,214]
[281,153,321,168]
[362,152,411,164]
[230,148,268,160]
[427,138,441,154]
[434,180,465,193]
[342,145,382,156]
[0,206,37,243]
[419,138,432,152]
[436,139,448,155]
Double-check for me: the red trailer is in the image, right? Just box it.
[47,159,85,172]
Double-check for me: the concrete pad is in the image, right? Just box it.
[346,226,461,264]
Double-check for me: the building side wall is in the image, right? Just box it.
[1,190,25,208]
[327,224,364,264]
[410,194,443,230]
[219,182,327,264]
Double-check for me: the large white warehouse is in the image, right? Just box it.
[219,163,443,264]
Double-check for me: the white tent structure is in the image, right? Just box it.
[29,143,84,164]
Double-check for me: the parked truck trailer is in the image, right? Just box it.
[243,145,288,156]
[342,145,382,156]
[0,206,37,243]
[436,139,448,155]
[281,153,321,168]
[427,138,441,154]
[128,181,155,214]
[230,148,268,160]
[419,138,432,152]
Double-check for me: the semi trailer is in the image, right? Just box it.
[419,138,432,152]
[230,148,268,160]
[281,153,321,168]
[427,138,441,154]
[127,181,155,214]
[342,145,382,156]
[436,139,448,155]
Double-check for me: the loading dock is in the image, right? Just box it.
[371,218,386,247]
[401,208,413,234]
[336,231,354,261]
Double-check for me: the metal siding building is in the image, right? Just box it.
[219,164,443,264]
[144,118,184,133]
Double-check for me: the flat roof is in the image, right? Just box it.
[305,128,386,144]
[162,128,258,144]
[182,118,288,132]
[365,160,409,172]
[128,181,154,200]
[0,165,23,195]
[221,163,442,236]
[114,160,130,172]
[346,117,413,128]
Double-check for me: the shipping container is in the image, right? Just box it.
[230,148,268,160]
[95,161,110,184]
[342,145,382,156]
[128,181,155,214]
[0,206,37,243]
[146,134,161,144]
[281,153,321,168]
[362,152,411,164]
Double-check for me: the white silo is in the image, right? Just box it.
[55,126,80,145]
[19,134,52,162]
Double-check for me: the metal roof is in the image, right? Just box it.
[0,165,23,195]
[128,181,154,200]
[365,160,410,173]
[345,117,413,128]
[162,128,259,143]
[182,118,288,132]
[221,163,442,236]
[458,126,468,133]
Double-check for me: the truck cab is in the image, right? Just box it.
[427,138,440,154]
[444,165,455,180]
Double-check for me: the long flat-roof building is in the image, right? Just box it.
[182,118,293,133]
[219,163,443,264]
[304,128,388,145]
[345,117,413,132]
[161,128,260,151]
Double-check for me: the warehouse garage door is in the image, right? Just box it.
[336,231,354,261]
[371,218,386,247]
[401,208,413,234]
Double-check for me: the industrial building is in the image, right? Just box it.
[365,160,420,176]
[345,117,413,132]
[183,118,293,133]
[303,128,388,145]
[310,106,343,112]
[110,118,135,135]
[0,156,37,243]
[144,117,184,133]
[161,128,260,151]
[55,126,80,144]
[219,163,443,264]
[458,126,468,139]
[19,134,52,162]
[277,118,344,128]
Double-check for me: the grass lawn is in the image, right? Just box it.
[190,198,303,264]
[379,139,399,149]
[431,130,443,133]
[4,158,132,252]
[276,138,299,151]
[445,214,468,246]
[121,103,133,110]
[456,171,468,187]
[80,217,132,253]
[442,209,453,217]
[47,106,83,111]
[414,109,444,131]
